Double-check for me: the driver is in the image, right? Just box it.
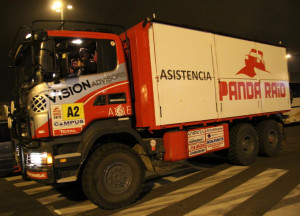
[77,48,97,75]
[69,58,79,76]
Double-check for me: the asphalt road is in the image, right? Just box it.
[0,123,300,216]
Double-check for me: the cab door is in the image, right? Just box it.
[46,33,132,137]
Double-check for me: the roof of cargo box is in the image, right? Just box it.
[144,18,285,48]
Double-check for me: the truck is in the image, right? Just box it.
[284,83,300,124]
[0,102,20,175]
[8,19,290,209]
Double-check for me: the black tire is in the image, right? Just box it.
[82,143,145,209]
[257,119,282,157]
[228,123,259,165]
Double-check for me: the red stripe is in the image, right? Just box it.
[148,111,288,131]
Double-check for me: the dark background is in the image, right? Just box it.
[0,0,299,102]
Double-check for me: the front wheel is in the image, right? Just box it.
[82,143,145,209]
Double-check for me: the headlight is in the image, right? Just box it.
[29,152,53,166]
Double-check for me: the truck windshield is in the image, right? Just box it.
[14,40,56,87]
[14,37,117,88]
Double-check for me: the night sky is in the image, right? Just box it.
[0,0,299,102]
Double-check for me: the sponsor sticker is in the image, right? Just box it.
[27,170,48,179]
[188,125,225,157]
[52,106,62,120]
[150,140,156,151]
[188,143,206,156]
[206,137,225,151]
[108,105,132,117]
[51,103,85,135]
[62,103,85,120]
[54,127,82,136]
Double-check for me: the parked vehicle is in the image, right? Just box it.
[284,83,300,124]
[0,103,19,175]
[8,19,290,209]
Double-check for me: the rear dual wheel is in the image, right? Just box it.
[228,123,259,165]
[227,120,282,165]
[257,119,282,157]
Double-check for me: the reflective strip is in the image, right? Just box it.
[185,168,287,216]
[5,175,22,181]
[112,166,248,216]
[54,153,81,159]
[14,181,38,187]
[54,201,98,215]
[57,176,77,183]
[37,194,67,205]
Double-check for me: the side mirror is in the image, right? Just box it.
[56,40,68,52]
[33,30,48,41]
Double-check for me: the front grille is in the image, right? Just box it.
[20,115,32,140]
[31,95,47,112]
[25,151,30,166]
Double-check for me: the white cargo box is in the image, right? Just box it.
[148,22,290,126]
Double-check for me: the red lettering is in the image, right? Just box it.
[246,82,254,99]
[219,81,228,101]
[264,82,286,98]
[229,82,238,100]
[265,82,271,98]
[271,83,278,98]
[254,82,261,99]
[237,82,246,100]
[220,81,286,101]
[220,81,263,101]
[280,83,286,97]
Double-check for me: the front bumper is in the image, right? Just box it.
[22,137,82,184]
[24,149,56,183]
[26,166,55,183]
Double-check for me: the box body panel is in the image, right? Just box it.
[126,22,290,128]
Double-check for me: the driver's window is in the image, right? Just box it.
[67,39,97,76]
[57,38,117,77]
[97,39,117,73]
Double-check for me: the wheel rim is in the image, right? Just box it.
[103,162,132,194]
[268,130,278,147]
[242,135,254,154]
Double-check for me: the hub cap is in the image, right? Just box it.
[242,136,254,154]
[103,162,132,194]
[268,130,278,147]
